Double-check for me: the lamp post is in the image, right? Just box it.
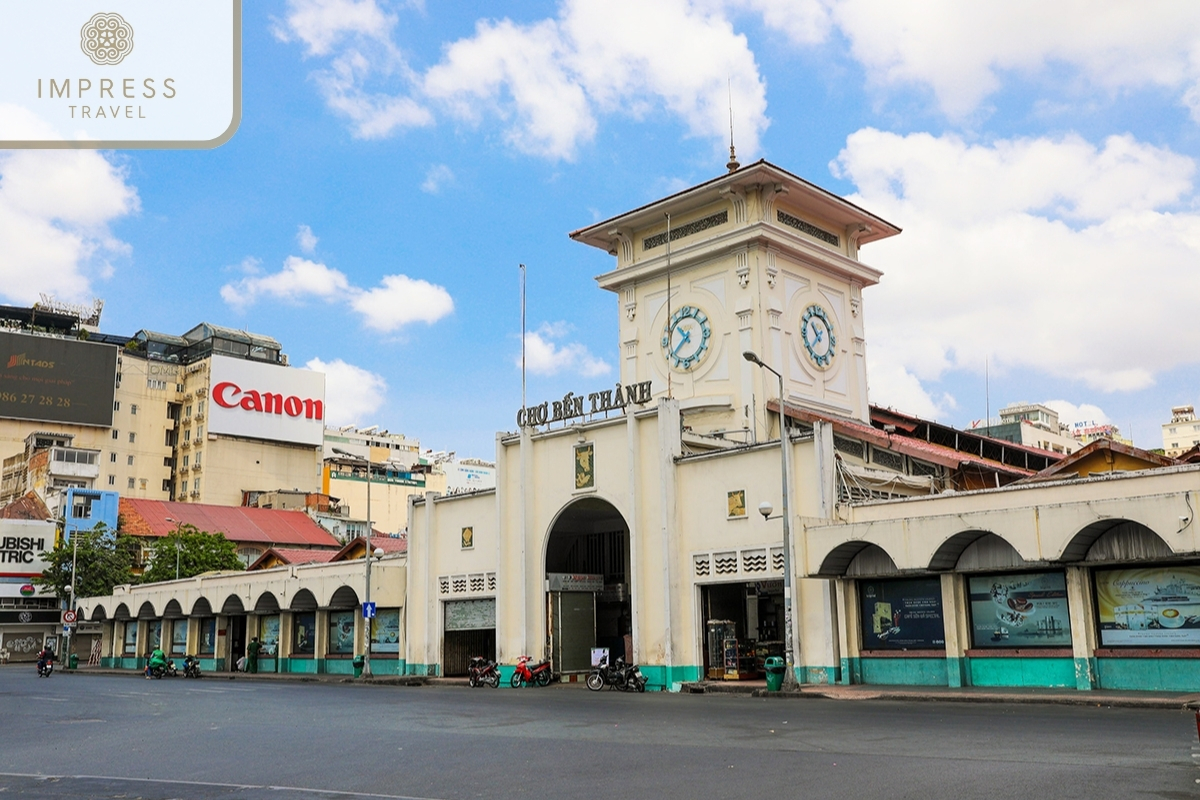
[165,517,181,580]
[743,350,799,690]
[333,447,375,678]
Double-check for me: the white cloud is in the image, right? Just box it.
[0,111,139,304]
[1044,400,1110,428]
[744,1,1200,119]
[278,0,768,160]
[296,224,319,254]
[305,357,387,426]
[349,274,455,332]
[834,129,1200,405]
[220,255,351,309]
[220,253,454,333]
[421,164,455,194]
[519,322,610,377]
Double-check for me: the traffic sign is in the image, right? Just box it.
[62,610,77,625]
[362,602,376,619]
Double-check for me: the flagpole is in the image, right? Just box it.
[665,213,672,400]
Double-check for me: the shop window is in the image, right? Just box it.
[170,620,188,655]
[328,610,355,654]
[147,620,162,653]
[259,615,280,657]
[1095,565,1200,648]
[967,572,1071,648]
[858,577,945,651]
[123,622,138,654]
[371,609,400,654]
[293,613,316,656]
[198,618,216,655]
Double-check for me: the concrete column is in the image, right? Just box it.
[136,619,148,663]
[940,573,970,687]
[657,398,681,686]
[835,579,860,684]
[185,617,200,656]
[279,611,294,661]
[493,431,508,667]
[1065,566,1098,690]
[626,407,643,664]
[215,615,228,668]
[424,491,438,673]
[314,609,329,670]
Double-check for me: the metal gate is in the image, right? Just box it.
[444,599,496,677]
[550,591,595,673]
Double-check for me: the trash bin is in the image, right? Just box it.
[352,655,365,678]
[68,653,78,670]
[763,656,786,691]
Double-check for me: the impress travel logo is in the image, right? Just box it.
[0,2,241,149]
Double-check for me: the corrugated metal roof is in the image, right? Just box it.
[119,498,341,548]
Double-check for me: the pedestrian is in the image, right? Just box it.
[246,636,260,674]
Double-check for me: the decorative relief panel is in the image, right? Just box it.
[643,210,728,250]
[438,572,498,596]
[777,210,840,247]
[692,547,786,581]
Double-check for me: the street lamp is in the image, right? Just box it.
[165,517,181,580]
[743,350,799,690]
[333,447,375,678]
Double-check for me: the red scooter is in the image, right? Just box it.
[509,655,553,687]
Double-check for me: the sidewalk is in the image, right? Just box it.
[681,679,1200,709]
[57,665,464,687]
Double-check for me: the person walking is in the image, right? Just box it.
[246,636,261,674]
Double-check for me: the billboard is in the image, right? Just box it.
[208,355,325,447]
[968,572,1072,648]
[858,577,946,650]
[1095,566,1200,647]
[0,331,116,426]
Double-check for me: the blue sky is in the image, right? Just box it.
[5,1,1200,457]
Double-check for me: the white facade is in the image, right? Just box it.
[1163,405,1200,456]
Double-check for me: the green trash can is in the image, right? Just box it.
[763,656,786,691]
[67,653,78,670]
[352,655,365,678]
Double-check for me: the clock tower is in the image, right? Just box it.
[570,160,900,440]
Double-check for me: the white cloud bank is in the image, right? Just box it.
[840,129,1200,416]
[0,107,139,303]
[306,356,388,426]
[519,322,610,377]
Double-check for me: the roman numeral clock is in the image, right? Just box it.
[661,306,712,371]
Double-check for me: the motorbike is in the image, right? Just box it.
[586,653,646,692]
[510,655,554,687]
[36,658,54,678]
[182,655,203,679]
[468,656,499,688]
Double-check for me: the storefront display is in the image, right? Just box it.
[859,577,945,650]
[968,572,1072,648]
[293,612,315,655]
[148,620,162,651]
[198,618,216,655]
[1096,566,1200,646]
[371,609,400,654]
[259,615,279,656]
[123,622,137,654]
[329,610,355,654]
[170,619,188,654]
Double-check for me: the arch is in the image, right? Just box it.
[190,597,213,617]
[1060,519,1173,563]
[327,586,360,609]
[845,544,900,578]
[162,599,184,619]
[113,602,132,621]
[954,533,1028,572]
[253,591,280,614]
[927,530,994,571]
[89,604,108,622]
[136,601,157,619]
[816,541,900,577]
[290,588,318,612]
[219,594,245,615]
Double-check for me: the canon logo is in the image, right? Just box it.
[212,381,323,421]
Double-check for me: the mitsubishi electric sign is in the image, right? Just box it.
[0,2,240,149]
[208,356,325,447]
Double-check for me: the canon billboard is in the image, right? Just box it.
[0,331,117,427]
[208,355,325,447]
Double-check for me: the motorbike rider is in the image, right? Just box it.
[145,646,168,679]
[36,643,56,674]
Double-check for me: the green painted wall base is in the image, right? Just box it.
[860,657,947,686]
[323,659,355,675]
[405,663,439,677]
[1097,658,1200,692]
[840,657,861,685]
[101,657,144,670]
[968,657,1074,688]
[1075,657,1097,690]
[799,665,839,685]
[278,658,318,674]
[638,664,700,692]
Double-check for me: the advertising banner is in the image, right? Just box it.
[968,572,1072,648]
[329,610,355,654]
[259,615,279,656]
[859,577,946,650]
[371,609,400,653]
[170,619,188,654]
[293,613,315,655]
[0,2,241,149]
[1096,566,1200,646]
[208,355,325,447]
[0,332,116,426]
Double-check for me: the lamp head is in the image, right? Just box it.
[758,501,773,519]
[742,350,762,366]
[372,547,384,560]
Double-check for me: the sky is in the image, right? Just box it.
[5,0,1200,458]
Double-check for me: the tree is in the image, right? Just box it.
[34,524,139,599]
[141,524,243,583]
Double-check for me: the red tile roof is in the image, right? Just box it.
[0,492,52,520]
[331,533,408,561]
[119,498,341,548]
[247,547,337,570]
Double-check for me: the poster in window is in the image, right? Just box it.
[293,613,315,655]
[1095,566,1200,646]
[859,578,945,650]
[171,619,188,653]
[199,618,216,655]
[329,610,355,654]
[371,609,401,653]
[148,620,162,651]
[968,572,1072,648]
[259,615,279,656]
[123,622,138,654]
[575,443,594,490]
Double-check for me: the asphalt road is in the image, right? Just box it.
[1,667,1197,799]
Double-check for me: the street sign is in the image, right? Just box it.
[362,602,376,619]
[62,610,77,625]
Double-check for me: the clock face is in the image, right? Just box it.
[801,304,836,368]
[661,305,712,371]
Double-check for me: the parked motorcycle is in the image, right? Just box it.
[510,655,553,687]
[587,653,646,692]
[165,658,179,677]
[468,656,499,688]
[182,655,203,679]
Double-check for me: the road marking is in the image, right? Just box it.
[0,773,447,800]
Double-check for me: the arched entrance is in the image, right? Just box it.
[544,498,631,674]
